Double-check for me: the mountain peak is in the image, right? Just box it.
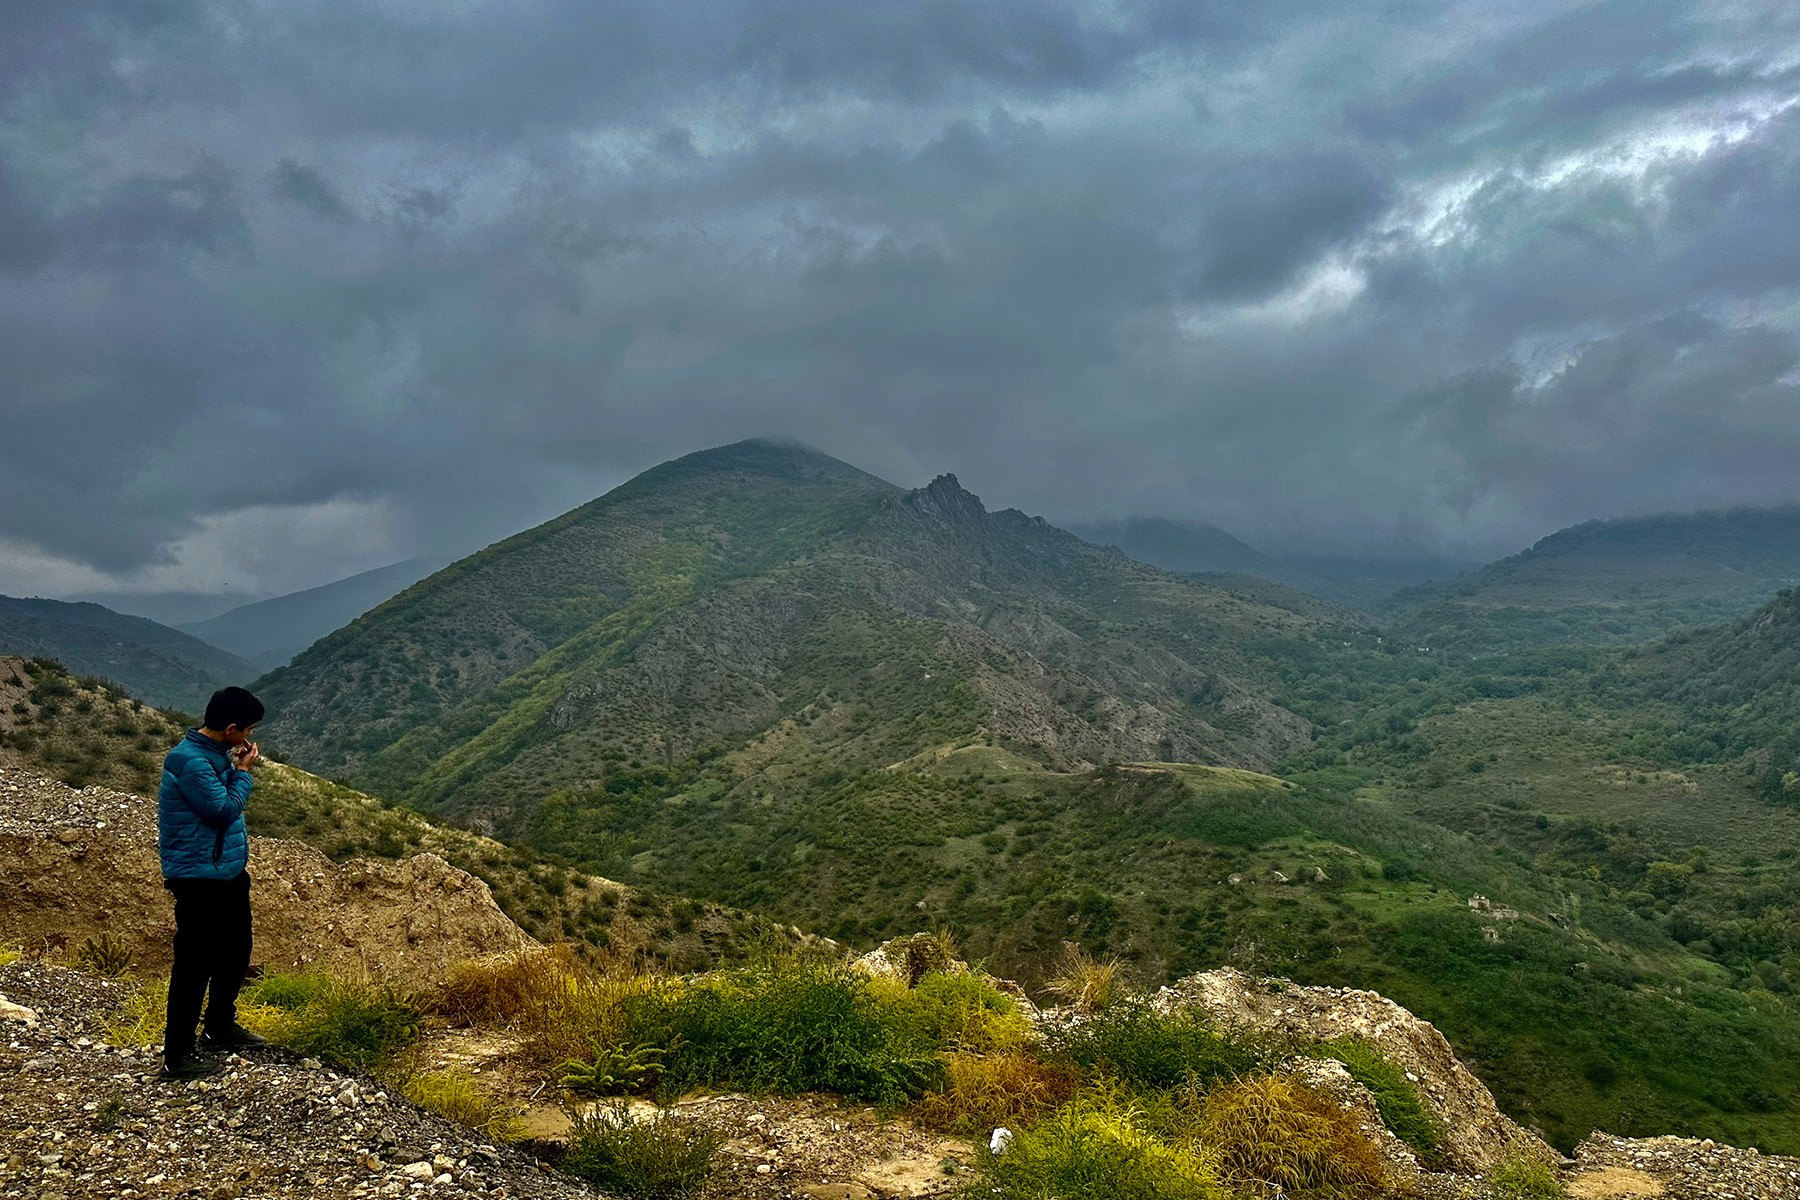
[901,473,987,526]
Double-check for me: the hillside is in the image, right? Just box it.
[0,595,254,709]
[182,556,445,670]
[258,439,1323,830]
[0,657,799,972]
[1386,508,1800,652]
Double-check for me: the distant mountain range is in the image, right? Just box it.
[1068,516,1476,607]
[0,595,254,710]
[1383,507,1800,651]
[181,556,444,670]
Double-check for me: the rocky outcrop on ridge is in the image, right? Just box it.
[1162,966,1554,1175]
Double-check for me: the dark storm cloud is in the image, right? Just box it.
[2,0,1799,596]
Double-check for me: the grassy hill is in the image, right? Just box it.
[0,595,255,709]
[182,556,443,670]
[1385,508,1800,652]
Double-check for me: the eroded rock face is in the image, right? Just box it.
[0,767,533,990]
[1158,967,1556,1175]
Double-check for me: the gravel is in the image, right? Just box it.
[0,960,596,1200]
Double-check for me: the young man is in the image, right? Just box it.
[157,685,269,1080]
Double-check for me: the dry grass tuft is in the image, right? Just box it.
[1045,941,1126,1012]
[427,947,575,1027]
[912,1050,1078,1133]
[1194,1073,1391,1199]
[402,1068,524,1141]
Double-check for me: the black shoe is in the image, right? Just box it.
[158,1052,221,1081]
[201,1023,269,1050]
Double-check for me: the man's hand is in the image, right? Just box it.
[233,742,261,771]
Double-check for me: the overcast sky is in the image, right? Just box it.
[4,0,1800,600]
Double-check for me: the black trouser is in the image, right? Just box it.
[162,870,252,1059]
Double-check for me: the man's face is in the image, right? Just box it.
[223,724,257,746]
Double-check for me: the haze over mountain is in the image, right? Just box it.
[182,556,445,671]
[0,595,253,710]
[1070,516,1477,608]
[1385,507,1800,652]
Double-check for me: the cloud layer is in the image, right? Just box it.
[4,0,1799,595]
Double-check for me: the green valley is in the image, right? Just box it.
[249,439,1800,1156]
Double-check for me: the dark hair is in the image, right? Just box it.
[204,686,266,731]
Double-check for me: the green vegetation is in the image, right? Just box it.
[72,932,134,978]
[1486,1152,1568,1199]
[0,656,186,793]
[612,957,947,1103]
[1319,1039,1442,1163]
[1045,1001,1268,1096]
[561,1102,723,1200]
[401,1069,524,1141]
[241,971,422,1071]
[968,1098,1228,1200]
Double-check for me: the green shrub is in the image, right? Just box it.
[103,979,170,1048]
[243,972,421,1070]
[622,956,942,1103]
[968,1099,1227,1200]
[562,1042,668,1096]
[885,970,1029,1053]
[562,1101,722,1199]
[1486,1151,1566,1199]
[1046,1000,1267,1095]
[1319,1038,1444,1163]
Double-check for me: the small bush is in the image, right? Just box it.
[623,956,942,1103]
[431,948,571,1027]
[563,1042,669,1096]
[1047,1000,1267,1095]
[886,929,960,985]
[886,970,1030,1053]
[969,1099,1227,1200]
[1195,1074,1390,1199]
[0,942,22,968]
[913,1050,1078,1133]
[523,970,671,1070]
[243,972,422,1070]
[73,932,135,978]
[1320,1038,1443,1163]
[402,1069,523,1140]
[562,1101,723,1200]
[248,971,331,1011]
[1045,943,1125,1012]
[1486,1151,1566,1199]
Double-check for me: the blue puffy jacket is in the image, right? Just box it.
[157,729,253,880]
